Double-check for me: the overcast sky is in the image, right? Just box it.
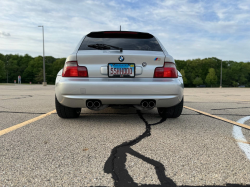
[0,0,249,61]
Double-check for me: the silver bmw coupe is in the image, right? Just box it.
[55,31,184,118]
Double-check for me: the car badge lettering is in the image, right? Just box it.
[118,56,124,62]
[142,62,147,67]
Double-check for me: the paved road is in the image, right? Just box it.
[0,85,250,186]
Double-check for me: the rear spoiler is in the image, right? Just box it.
[87,31,154,39]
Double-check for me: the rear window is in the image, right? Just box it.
[79,32,162,51]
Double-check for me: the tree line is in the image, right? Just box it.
[0,53,65,84]
[176,57,250,87]
[0,53,249,87]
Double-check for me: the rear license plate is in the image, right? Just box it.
[108,63,135,78]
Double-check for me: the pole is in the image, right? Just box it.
[42,26,46,85]
[220,60,222,88]
[38,25,46,86]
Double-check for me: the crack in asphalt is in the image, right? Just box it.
[102,111,250,187]
[81,113,201,115]
[3,110,250,117]
[92,184,250,187]
[0,111,46,114]
[0,106,9,110]
[212,114,250,116]
[0,111,201,115]
[211,107,250,110]
[104,110,177,187]
[185,102,250,103]
[1,107,250,186]
[0,95,33,100]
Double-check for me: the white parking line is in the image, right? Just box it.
[233,116,250,161]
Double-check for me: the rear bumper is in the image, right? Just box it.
[55,77,184,108]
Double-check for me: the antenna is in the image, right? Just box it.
[120,25,121,31]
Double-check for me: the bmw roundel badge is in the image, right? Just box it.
[118,56,124,62]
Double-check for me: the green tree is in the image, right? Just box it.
[205,68,218,87]
[193,77,203,86]
[0,60,5,79]
[23,56,43,83]
[0,52,249,86]
[51,58,65,82]
[20,54,33,83]
[44,56,56,84]
[180,69,188,85]
[232,81,238,87]
[35,69,44,83]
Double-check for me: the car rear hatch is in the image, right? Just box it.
[76,31,167,78]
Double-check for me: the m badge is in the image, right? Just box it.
[154,58,161,61]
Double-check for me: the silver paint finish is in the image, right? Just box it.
[76,50,167,78]
[56,32,184,109]
[135,66,142,75]
[55,77,183,108]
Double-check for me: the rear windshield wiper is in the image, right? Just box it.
[88,44,123,52]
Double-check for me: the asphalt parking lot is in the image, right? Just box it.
[0,84,250,186]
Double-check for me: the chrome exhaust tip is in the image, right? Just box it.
[86,101,94,109]
[149,101,156,108]
[141,101,149,108]
[94,101,101,108]
[86,100,104,110]
[139,100,156,110]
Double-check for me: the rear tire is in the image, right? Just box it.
[157,98,183,118]
[55,96,81,118]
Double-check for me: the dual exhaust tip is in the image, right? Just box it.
[86,100,102,109]
[141,100,156,109]
[87,99,156,110]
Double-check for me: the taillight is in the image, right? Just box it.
[62,61,88,77]
[78,66,88,77]
[154,62,178,78]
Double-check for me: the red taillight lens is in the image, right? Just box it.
[62,61,88,77]
[154,67,164,78]
[78,66,88,77]
[154,62,178,78]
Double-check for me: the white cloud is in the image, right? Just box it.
[0,0,249,61]
[0,31,11,37]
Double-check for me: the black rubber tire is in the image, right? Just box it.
[55,96,81,118]
[157,98,183,118]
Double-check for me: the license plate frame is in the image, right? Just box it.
[108,63,135,78]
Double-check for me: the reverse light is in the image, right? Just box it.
[62,61,88,77]
[154,62,178,78]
